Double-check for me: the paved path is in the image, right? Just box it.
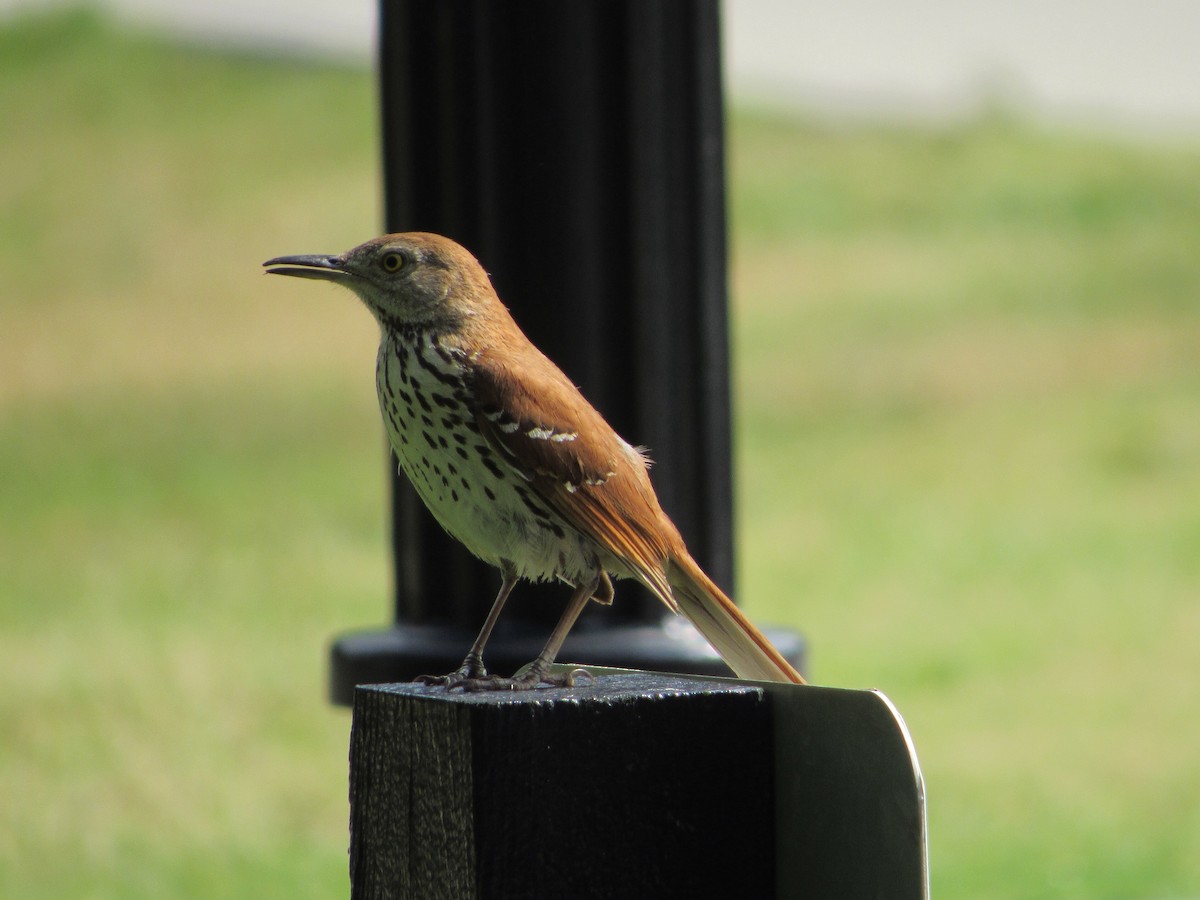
[5,0,1199,135]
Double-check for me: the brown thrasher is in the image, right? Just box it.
[264,233,804,689]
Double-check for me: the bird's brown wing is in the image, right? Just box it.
[468,348,679,609]
[470,346,803,684]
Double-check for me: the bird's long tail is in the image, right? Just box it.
[666,552,806,684]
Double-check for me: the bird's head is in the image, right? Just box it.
[264,232,493,332]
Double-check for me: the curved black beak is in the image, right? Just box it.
[262,253,355,283]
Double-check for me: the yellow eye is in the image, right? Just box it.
[381,252,405,273]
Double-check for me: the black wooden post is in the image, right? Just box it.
[349,674,929,897]
[329,0,806,703]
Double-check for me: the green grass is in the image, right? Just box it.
[730,111,1200,895]
[2,9,1198,897]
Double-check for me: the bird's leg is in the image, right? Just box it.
[415,562,519,687]
[461,576,597,692]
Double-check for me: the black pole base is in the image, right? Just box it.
[328,621,807,706]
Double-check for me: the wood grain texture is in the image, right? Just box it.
[350,689,474,899]
[349,674,774,899]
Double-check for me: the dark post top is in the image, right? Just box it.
[328,0,805,702]
[348,674,929,898]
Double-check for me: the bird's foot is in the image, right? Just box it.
[458,663,594,692]
[414,653,487,688]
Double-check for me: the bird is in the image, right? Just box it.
[264,233,804,690]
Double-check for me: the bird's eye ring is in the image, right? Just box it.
[381,252,406,273]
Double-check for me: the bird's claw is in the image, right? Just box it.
[414,673,459,687]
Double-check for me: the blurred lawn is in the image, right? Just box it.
[2,10,1198,898]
